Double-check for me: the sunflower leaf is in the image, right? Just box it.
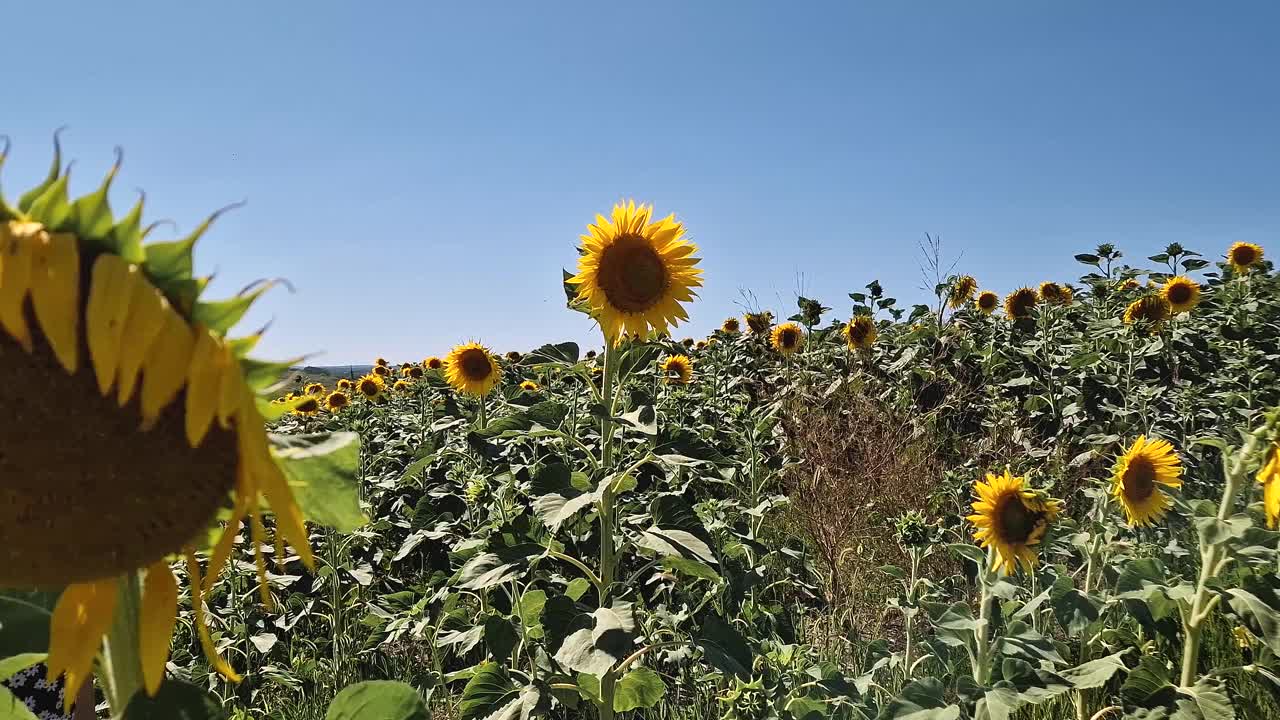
[270,432,365,532]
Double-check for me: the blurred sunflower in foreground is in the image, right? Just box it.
[1259,443,1280,529]
[567,201,703,345]
[0,141,351,704]
[1111,436,1182,526]
[968,471,1063,575]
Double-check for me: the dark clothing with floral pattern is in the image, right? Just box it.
[2,663,71,720]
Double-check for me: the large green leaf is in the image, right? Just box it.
[696,614,752,680]
[0,592,59,657]
[271,431,365,532]
[877,677,960,720]
[124,680,229,720]
[552,603,635,677]
[1224,575,1280,655]
[324,681,428,720]
[0,686,40,720]
[527,341,580,365]
[458,663,541,720]
[1059,650,1130,689]
[456,544,544,591]
[471,401,569,439]
[613,667,666,712]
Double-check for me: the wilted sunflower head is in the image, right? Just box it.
[375,357,388,367]
[393,379,412,392]
[967,470,1063,575]
[0,142,324,699]
[357,373,385,399]
[1161,276,1201,314]
[567,201,703,346]
[445,341,502,396]
[372,364,391,377]
[585,349,598,359]
[1038,281,1065,304]
[661,354,694,384]
[695,340,708,350]
[1227,242,1263,274]
[770,322,804,355]
[336,378,353,391]
[681,337,695,348]
[1004,287,1038,319]
[424,356,443,370]
[976,290,1000,315]
[1258,443,1280,530]
[1123,294,1171,328]
[948,275,978,309]
[745,311,773,335]
[304,382,325,396]
[407,365,424,379]
[844,315,877,350]
[293,396,321,415]
[519,379,540,392]
[325,390,350,412]
[505,350,522,362]
[1111,436,1182,527]
[721,317,740,334]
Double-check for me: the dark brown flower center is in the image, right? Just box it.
[1167,283,1192,304]
[996,495,1040,544]
[598,237,669,313]
[979,294,997,309]
[1123,457,1157,501]
[360,379,379,396]
[1232,246,1258,265]
[458,348,493,381]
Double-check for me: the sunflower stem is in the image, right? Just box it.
[596,338,621,717]
[103,572,145,716]
[477,395,488,430]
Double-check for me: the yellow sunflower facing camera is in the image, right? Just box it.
[843,315,876,350]
[967,470,1063,575]
[1004,287,1038,320]
[770,322,804,355]
[445,341,501,396]
[1111,436,1182,527]
[1161,276,1201,314]
[661,354,693,384]
[1227,242,1263,274]
[975,290,999,315]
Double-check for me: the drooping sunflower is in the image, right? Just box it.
[721,317,740,334]
[336,378,353,392]
[585,350,598,360]
[1123,294,1172,328]
[1110,436,1182,527]
[1004,287,1038,320]
[372,364,390,377]
[567,201,703,345]
[948,275,978,309]
[356,373,385,400]
[967,471,1063,575]
[505,350,522,362]
[770,322,804,356]
[406,365,424,379]
[843,315,877,350]
[661,354,694,384]
[745,311,773,335]
[1227,242,1263,274]
[695,340,707,351]
[375,357,388,367]
[1038,281,1066,304]
[393,379,412,392]
[325,390,350,412]
[293,396,321,416]
[1161,276,1201,314]
[0,143,326,702]
[681,337,695,348]
[519,379,540,392]
[975,290,999,315]
[1258,443,1280,529]
[444,341,502,396]
[424,356,443,370]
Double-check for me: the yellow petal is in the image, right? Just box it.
[204,478,249,593]
[29,231,80,373]
[0,222,35,350]
[184,553,241,683]
[139,561,178,696]
[216,346,244,429]
[185,328,222,447]
[249,509,275,609]
[117,276,168,406]
[238,391,314,568]
[47,578,117,705]
[86,254,134,395]
[139,306,195,428]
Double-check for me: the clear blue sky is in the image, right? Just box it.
[3,2,1277,363]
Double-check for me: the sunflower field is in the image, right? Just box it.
[3,146,1280,720]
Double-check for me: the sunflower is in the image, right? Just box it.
[325,390,350,412]
[293,396,321,416]
[661,354,694,384]
[336,378,353,391]
[0,145,321,702]
[1004,287,1038,320]
[356,373,385,400]
[1039,281,1066,304]
[406,365,424,379]
[1161,276,1201,314]
[745,311,773,335]
[975,290,999,315]
[948,275,978,309]
[304,382,325,396]
[1123,295,1171,328]
[375,357,388,367]
[444,341,502,396]
[721,317,740,334]
[519,379,540,392]
[1258,443,1280,529]
[505,350,522,362]
[695,340,707,351]
[1118,278,1140,291]
[567,201,703,345]
[372,364,390,377]
[967,471,1063,575]
[585,350,598,360]
[393,379,412,392]
[1109,436,1182,526]
[1227,242,1263,274]
[770,322,804,355]
[1060,285,1075,304]
[681,337,695,348]
[843,315,877,350]
[424,356,443,370]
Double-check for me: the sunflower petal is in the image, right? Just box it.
[86,254,134,395]
[47,578,117,704]
[0,222,35,350]
[29,231,80,373]
[139,305,196,428]
[185,553,241,683]
[117,276,168,406]
[140,561,179,696]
